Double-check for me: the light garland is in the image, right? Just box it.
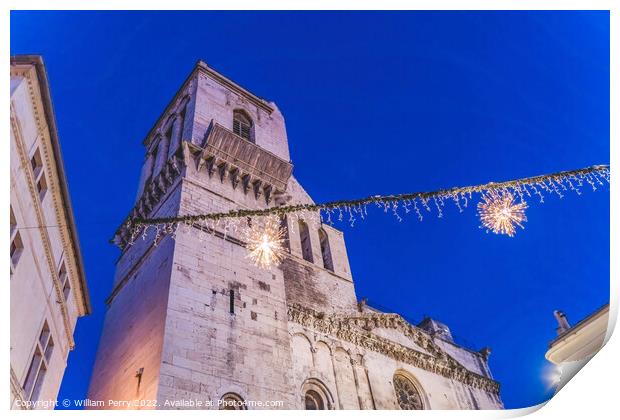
[125,164,609,268]
[242,215,287,269]
[477,191,528,237]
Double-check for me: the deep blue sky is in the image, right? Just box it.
[11,11,609,409]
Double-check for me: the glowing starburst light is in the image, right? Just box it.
[243,216,287,269]
[477,191,528,237]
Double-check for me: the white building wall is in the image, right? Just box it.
[10,58,90,410]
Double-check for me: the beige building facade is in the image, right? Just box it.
[10,55,91,409]
[545,304,610,391]
[88,60,503,410]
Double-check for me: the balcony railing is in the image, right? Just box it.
[202,123,292,192]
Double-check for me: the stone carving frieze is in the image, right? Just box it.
[287,304,500,395]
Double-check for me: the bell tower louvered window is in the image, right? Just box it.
[233,110,253,142]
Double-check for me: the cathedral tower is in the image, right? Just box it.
[88,61,502,410]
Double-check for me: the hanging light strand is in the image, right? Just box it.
[131,164,609,228]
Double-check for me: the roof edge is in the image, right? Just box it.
[141,59,275,147]
[11,54,92,315]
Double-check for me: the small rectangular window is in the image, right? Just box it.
[229,290,235,314]
[44,336,54,362]
[23,348,42,399]
[38,322,50,349]
[30,360,47,402]
[59,263,71,301]
[25,321,54,402]
[63,279,71,301]
[10,206,17,239]
[10,231,23,268]
[37,173,47,201]
[30,149,43,178]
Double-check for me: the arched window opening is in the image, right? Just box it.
[301,378,333,410]
[305,390,325,410]
[393,373,425,410]
[233,110,253,142]
[299,220,313,263]
[219,393,246,410]
[318,228,334,272]
[280,216,290,253]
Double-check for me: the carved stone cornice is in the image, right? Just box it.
[196,60,274,114]
[287,304,500,395]
[112,152,185,250]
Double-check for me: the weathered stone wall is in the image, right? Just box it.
[89,60,503,410]
[87,236,174,408]
[87,184,183,408]
[190,67,290,161]
[152,158,301,407]
[288,319,503,410]
[281,258,357,314]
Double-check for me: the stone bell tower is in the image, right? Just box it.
[87,60,336,408]
[88,60,501,411]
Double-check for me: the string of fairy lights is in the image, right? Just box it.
[125,164,609,268]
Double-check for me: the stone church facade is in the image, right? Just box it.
[88,60,503,410]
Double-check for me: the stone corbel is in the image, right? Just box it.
[242,174,252,194]
[170,155,181,175]
[205,156,216,178]
[162,164,172,185]
[229,167,240,190]
[263,185,272,204]
[218,162,229,183]
[253,180,263,200]
[148,183,159,201]
[157,174,167,192]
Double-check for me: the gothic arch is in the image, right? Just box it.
[392,369,429,410]
[301,378,334,410]
[318,228,334,272]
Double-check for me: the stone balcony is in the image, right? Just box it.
[112,124,294,250]
[198,122,293,201]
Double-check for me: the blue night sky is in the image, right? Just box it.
[11,11,609,409]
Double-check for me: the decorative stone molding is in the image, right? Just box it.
[10,102,75,352]
[113,152,185,249]
[142,79,194,148]
[196,60,274,115]
[10,367,27,408]
[287,304,500,394]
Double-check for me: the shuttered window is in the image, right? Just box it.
[233,111,253,142]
